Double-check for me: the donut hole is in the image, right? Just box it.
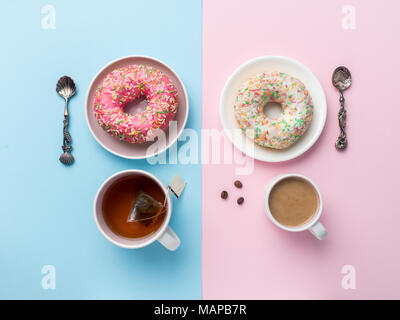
[124,96,148,115]
[263,102,283,119]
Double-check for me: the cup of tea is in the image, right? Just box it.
[264,173,327,240]
[94,169,180,250]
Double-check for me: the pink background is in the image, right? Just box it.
[202,0,400,299]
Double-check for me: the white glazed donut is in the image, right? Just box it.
[234,71,313,149]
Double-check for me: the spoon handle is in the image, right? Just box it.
[62,114,72,145]
[335,92,347,150]
[59,114,74,165]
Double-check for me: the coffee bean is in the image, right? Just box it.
[234,180,243,188]
[221,190,228,199]
[237,197,244,205]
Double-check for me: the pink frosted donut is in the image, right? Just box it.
[94,64,178,143]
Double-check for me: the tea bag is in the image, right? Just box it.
[127,191,165,225]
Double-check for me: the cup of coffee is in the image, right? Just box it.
[264,173,327,240]
[94,169,180,250]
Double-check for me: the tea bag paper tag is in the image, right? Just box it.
[168,174,185,198]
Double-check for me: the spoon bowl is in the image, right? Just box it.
[332,66,352,92]
[56,76,76,101]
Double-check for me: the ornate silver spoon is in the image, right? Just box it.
[332,66,352,150]
[56,76,76,165]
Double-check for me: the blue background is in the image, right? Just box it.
[0,0,202,299]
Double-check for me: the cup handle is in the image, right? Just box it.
[309,221,328,240]
[158,226,180,251]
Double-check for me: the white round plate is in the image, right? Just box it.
[85,55,189,159]
[220,55,327,162]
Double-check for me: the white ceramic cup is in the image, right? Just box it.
[94,169,180,250]
[264,173,328,240]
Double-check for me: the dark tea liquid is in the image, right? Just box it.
[102,175,167,239]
